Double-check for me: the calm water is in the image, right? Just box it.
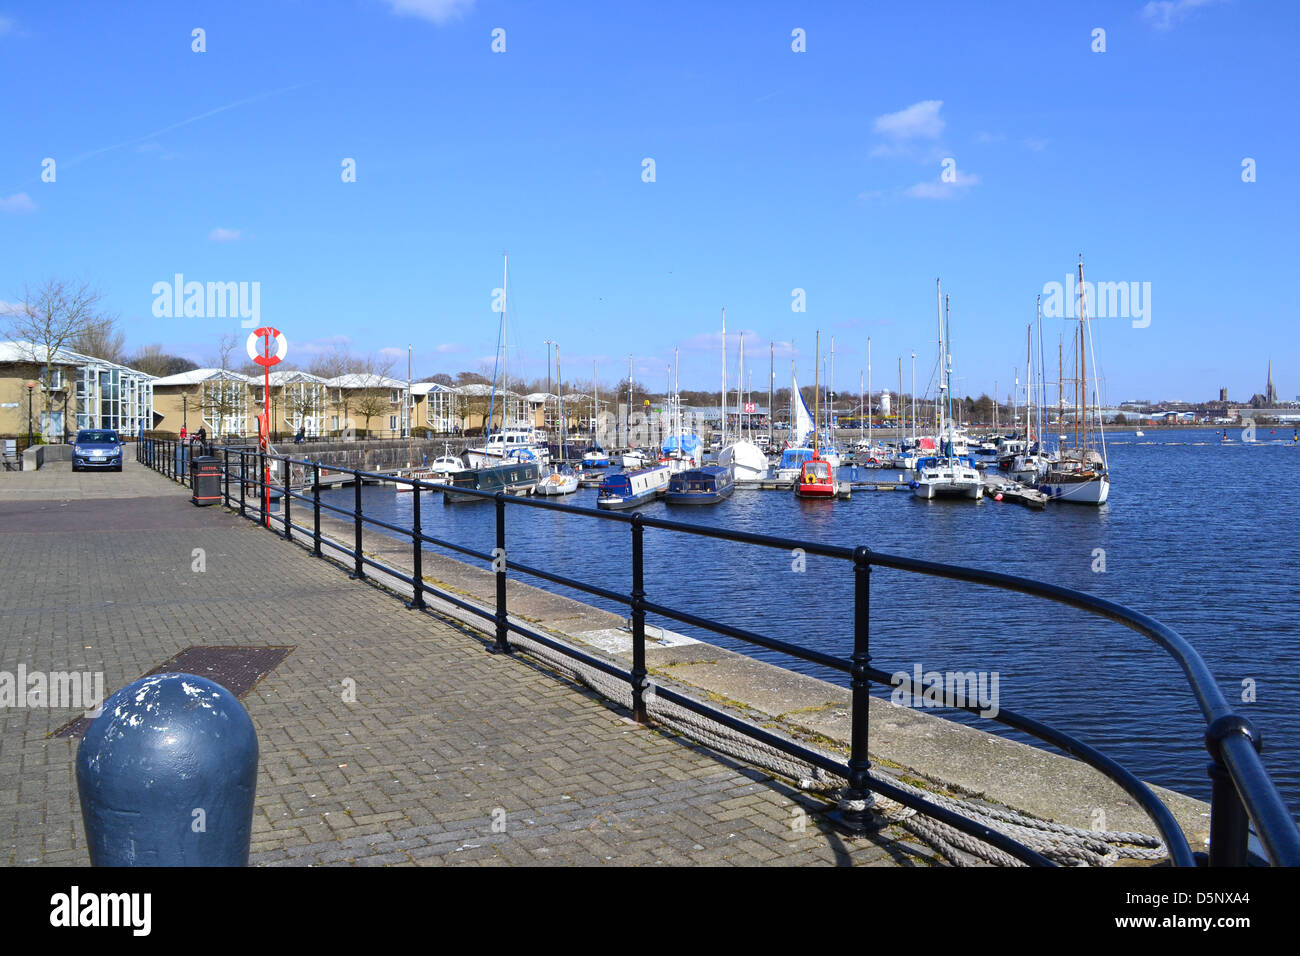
[323,427,1300,814]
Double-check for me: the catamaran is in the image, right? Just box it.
[912,281,983,501]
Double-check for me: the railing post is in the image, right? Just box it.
[833,546,882,833]
[312,463,322,557]
[282,459,292,541]
[258,450,267,528]
[491,493,510,654]
[630,513,648,723]
[222,447,230,508]
[352,470,364,579]
[408,481,426,610]
[1205,715,1256,867]
[238,452,247,518]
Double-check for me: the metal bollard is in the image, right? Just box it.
[76,673,258,866]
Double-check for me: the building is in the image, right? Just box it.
[410,381,459,434]
[1,340,155,441]
[151,368,257,437]
[322,374,410,437]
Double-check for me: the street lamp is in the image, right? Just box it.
[25,381,36,448]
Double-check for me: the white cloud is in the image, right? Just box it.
[384,0,476,24]
[0,192,36,214]
[975,131,1005,144]
[208,227,242,242]
[873,100,945,141]
[905,171,981,200]
[436,343,465,354]
[0,17,15,37]
[1142,0,1223,30]
[1024,137,1049,151]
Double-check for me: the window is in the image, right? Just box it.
[389,415,397,430]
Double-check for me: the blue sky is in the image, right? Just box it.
[1,0,1296,404]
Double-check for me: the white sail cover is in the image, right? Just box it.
[791,375,815,446]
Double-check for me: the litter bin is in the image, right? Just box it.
[191,455,223,506]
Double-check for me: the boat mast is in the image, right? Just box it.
[1077,256,1086,454]
[737,330,744,443]
[407,343,413,468]
[936,278,945,457]
[627,354,633,450]
[866,336,871,445]
[768,341,774,450]
[720,308,727,448]
[557,344,566,454]
[911,350,916,444]
[813,330,820,454]
[945,293,955,462]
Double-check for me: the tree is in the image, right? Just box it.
[3,279,119,438]
[128,344,199,377]
[70,322,127,364]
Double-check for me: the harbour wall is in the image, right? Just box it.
[286,498,1211,852]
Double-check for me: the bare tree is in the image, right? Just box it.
[127,344,198,377]
[70,322,127,364]
[3,279,118,436]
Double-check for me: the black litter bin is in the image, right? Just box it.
[191,456,223,506]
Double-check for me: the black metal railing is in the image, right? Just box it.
[137,440,1300,867]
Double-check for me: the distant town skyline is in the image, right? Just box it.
[2,2,1296,403]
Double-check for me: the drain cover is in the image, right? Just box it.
[52,644,294,739]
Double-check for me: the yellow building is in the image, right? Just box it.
[1,340,155,443]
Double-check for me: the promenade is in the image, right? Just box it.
[0,458,924,866]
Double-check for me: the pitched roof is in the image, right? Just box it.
[0,339,156,377]
[151,368,256,386]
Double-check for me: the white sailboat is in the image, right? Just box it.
[719,327,767,481]
[536,345,578,495]
[1040,257,1109,505]
[913,280,983,501]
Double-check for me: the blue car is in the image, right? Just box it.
[72,429,123,472]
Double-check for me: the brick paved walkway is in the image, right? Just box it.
[0,458,927,865]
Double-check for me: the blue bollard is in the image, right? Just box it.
[76,673,258,866]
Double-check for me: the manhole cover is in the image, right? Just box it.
[52,644,294,739]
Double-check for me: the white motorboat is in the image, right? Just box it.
[464,428,549,468]
[396,455,463,491]
[621,448,652,469]
[535,466,579,496]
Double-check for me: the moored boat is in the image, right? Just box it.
[794,453,835,499]
[596,463,671,509]
[443,460,540,503]
[664,465,735,504]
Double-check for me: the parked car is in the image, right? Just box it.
[72,429,123,472]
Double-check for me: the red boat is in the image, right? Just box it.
[794,453,835,499]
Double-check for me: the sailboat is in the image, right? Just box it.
[794,332,836,499]
[912,281,983,501]
[536,345,578,495]
[718,323,767,481]
[446,254,541,503]
[1039,257,1109,505]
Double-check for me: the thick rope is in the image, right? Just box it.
[507,630,1169,868]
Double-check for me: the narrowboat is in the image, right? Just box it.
[443,460,540,503]
[596,463,671,510]
[664,465,735,505]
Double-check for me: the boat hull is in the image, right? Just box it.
[443,462,540,503]
[1039,474,1109,505]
